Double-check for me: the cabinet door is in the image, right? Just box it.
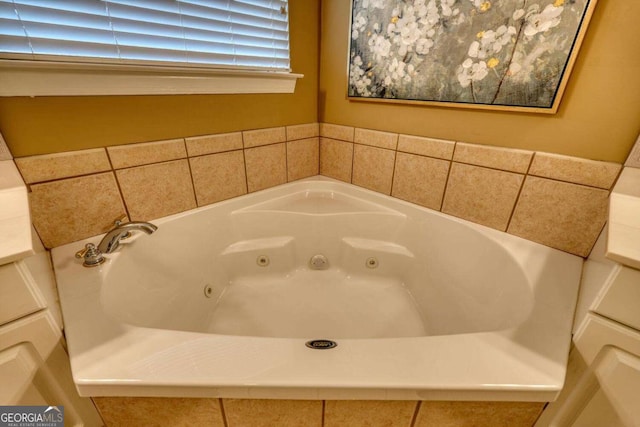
[0,260,45,324]
[536,314,640,427]
[593,266,640,331]
[0,311,103,426]
[568,347,640,427]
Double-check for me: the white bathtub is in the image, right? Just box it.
[53,176,582,401]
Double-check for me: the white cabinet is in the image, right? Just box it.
[0,260,45,324]
[0,255,103,426]
[537,265,640,427]
[592,266,640,331]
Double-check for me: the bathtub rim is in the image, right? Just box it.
[52,176,583,401]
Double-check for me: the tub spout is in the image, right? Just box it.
[98,221,158,254]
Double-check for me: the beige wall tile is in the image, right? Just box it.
[398,135,455,160]
[454,143,533,173]
[442,163,524,231]
[245,143,287,192]
[320,123,355,142]
[16,148,111,184]
[94,397,225,427]
[29,172,126,248]
[354,128,398,150]
[319,137,353,182]
[116,160,196,221]
[414,401,544,427]
[508,176,609,256]
[223,399,322,427]
[243,127,286,148]
[190,151,247,206]
[287,137,319,181]
[286,123,319,141]
[185,132,243,157]
[108,139,186,169]
[392,152,450,210]
[325,400,417,427]
[529,152,621,189]
[352,144,396,194]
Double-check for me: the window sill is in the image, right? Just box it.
[0,60,302,97]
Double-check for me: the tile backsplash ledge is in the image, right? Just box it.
[18,123,319,249]
[15,122,620,257]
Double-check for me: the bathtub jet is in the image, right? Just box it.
[52,176,582,401]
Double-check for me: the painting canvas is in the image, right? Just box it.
[347,0,597,113]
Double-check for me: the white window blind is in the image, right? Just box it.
[0,0,290,72]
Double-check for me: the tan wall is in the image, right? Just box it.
[319,0,640,163]
[0,0,319,157]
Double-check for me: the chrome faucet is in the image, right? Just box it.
[76,219,158,267]
[97,221,158,254]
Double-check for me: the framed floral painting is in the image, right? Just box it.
[347,0,598,113]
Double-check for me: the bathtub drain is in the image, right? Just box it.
[305,339,337,350]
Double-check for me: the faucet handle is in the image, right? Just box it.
[75,243,105,267]
[113,215,132,240]
[114,215,128,226]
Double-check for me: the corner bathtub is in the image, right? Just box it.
[52,176,582,401]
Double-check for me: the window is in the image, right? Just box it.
[0,0,300,96]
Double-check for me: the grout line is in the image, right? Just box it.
[388,148,398,196]
[525,152,536,175]
[21,169,114,187]
[318,137,324,176]
[439,143,458,212]
[12,159,30,187]
[586,220,609,259]
[505,153,536,231]
[504,175,526,233]
[219,398,229,427]
[525,173,617,191]
[185,158,199,207]
[450,158,529,175]
[532,402,549,427]
[285,140,291,182]
[439,160,453,212]
[409,401,422,427]
[396,147,454,162]
[182,138,199,206]
[31,223,48,251]
[110,170,132,222]
[241,144,250,194]
[104,147,131,221]
[321,400,326,427]
[349,141,355,184]
[315,136,320,176]
[187,147,244,160]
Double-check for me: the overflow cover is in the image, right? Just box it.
[305,339,337,350]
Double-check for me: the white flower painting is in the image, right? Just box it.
[348,0,596,111]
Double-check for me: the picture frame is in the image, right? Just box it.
[347,0,598,114]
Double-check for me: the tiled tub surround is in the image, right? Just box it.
[17,122,620,257]
[319,123,621,257]
[93,397,544,427]
[16,123,319,249]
